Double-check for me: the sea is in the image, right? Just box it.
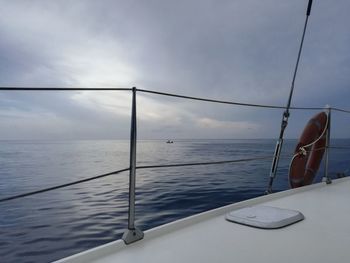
[0,139,349,263]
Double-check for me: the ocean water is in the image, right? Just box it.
[0,139,349,263]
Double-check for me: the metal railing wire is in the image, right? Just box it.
[0,145,340,203]
[136,88,327,110]
[331,107,350,114]
[0,142,346,204]
[0,87,132,91]
[329,146,350,149]
[1,86,350,112]
[0,155,286,203]
[135,155,276,170]
[0,167,130,203]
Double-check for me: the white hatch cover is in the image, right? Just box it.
[226,205,304,229]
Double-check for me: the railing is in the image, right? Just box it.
[0,86,350,244]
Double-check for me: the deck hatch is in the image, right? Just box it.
[225,205,304,229]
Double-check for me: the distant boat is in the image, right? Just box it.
[166,140,173,144]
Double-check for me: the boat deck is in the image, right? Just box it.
[57,177,350,263]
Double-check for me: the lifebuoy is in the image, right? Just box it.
[289,112,328,188]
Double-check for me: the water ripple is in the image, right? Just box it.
[0,139,349,262]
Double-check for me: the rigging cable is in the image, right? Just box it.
[266,0,314,193]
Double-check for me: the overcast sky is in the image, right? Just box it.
[0,0,349,140]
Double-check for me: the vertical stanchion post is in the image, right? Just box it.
[323,106,332,184]
[122,87,144,244]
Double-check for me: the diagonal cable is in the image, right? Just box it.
[0,168,130,203]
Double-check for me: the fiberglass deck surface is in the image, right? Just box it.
[57,177,350,263]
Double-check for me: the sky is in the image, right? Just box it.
[0,0,349,140]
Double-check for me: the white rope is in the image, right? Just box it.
[298,112,329,155]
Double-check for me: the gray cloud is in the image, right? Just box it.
[0,0,349,139]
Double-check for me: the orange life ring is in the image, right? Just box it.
[289,112,328,188]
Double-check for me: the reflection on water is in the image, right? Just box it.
[0,139,349,262]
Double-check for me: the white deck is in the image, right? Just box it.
[56,177,350,263]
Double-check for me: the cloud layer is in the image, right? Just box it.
[0,0,349,139]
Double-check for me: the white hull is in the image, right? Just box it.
[56,177,350,263]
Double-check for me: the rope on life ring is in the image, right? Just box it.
[288,112,329,188]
